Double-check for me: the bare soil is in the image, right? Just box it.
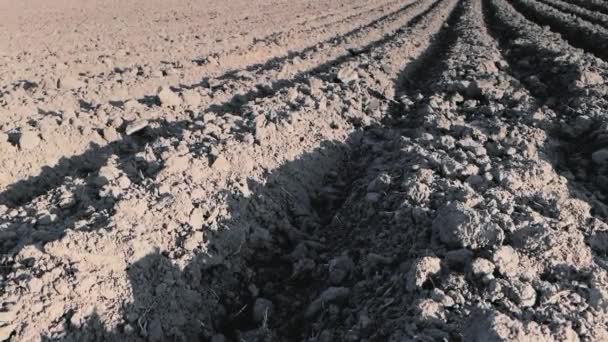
[1,0,608,341]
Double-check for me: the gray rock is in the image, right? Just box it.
[590,231,608,254]
[252,298,273,324]
[445,249,473,270]
[210,334,227,342]
[329,255,355,285]
[305,287,350,318]
[508,281,536,307]
[146,317,164,342]
[592,149,608,165]
[367,173,391,193]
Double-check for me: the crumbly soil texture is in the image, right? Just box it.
[1,0,608,341]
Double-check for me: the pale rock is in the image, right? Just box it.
[19,130,41,150]
[212,154,230,171]
[493,246,519,278]
[470,258,495,277]
[407,256,441,291]
[508,281,536,307]
[577,70,603,87]
[103,126,120,142]
[337,67,359,84]
[181,90,201,108]
[58,75,86,89]
[0,325,14,342]
[125,119,149,135]
[158,87,182,108]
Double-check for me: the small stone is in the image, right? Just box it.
[337,67,359,84]
[407,256,441,291]
[592,149,608,165]
[19,130,41,150]
[508,281,536,307]
[37,212,58,225]
[252,298,273,324]
[287,88,299,102]
[147,317,164,342]
[578,70,603,87]
[123,324,135,334]
[318,330,333,342]
[117,175,131,189]
[367,173,391,192]
[124,99,143,110]
[328,255,355,285]
[0,325,14,341]
[125,120,149,135]
[366,98,381,112]
[0,310,16,324]
[58,76,86,89]
[492,246,519,278]
[181,90,201,108]
[103,126,120,142]
[470,258,495,277]
[416,299,445,322]
[189,208,204,229]
[445,249,473,270]
[591,231,608,254]
[210,334,227,342]
[158,87,182,108]
[305,287,350,318]
[212,155,230,171]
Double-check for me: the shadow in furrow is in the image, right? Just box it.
[505,0,608,60]
[3,1,466,342]
[483,0,608,216]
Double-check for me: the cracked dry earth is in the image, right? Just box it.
[2,0,608,341]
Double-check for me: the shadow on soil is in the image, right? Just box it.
[29,131,362,342]
[1,1,457,341]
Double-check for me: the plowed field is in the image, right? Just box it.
[1,0,608,340]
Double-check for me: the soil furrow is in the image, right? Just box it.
[0,0,407,119]
[0,0,437,195]
[563,0,608,15]
[506,0,608,59]
[3,0,608,341]
[537,0,608,27]
[485,0,608,214]
[0,0,461,340]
